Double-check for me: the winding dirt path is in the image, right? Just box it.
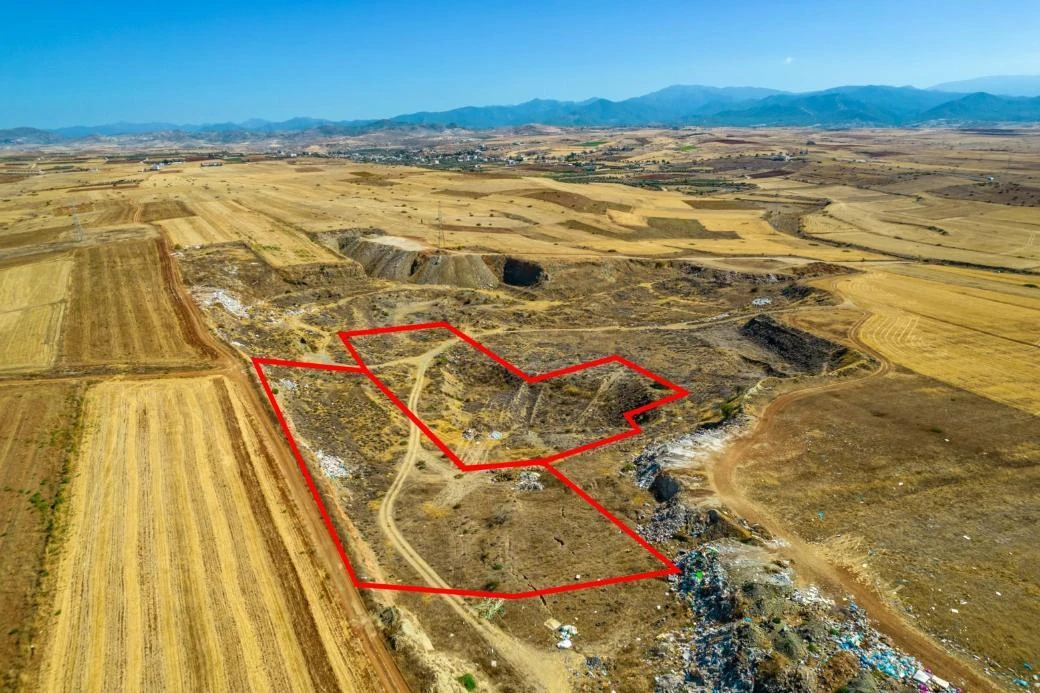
[708,313,1000,692]
[372,340,572,692]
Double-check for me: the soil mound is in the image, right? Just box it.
[337,233,498,289]
[740,314,848,373]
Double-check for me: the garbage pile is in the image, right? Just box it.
[638,499,691,544]
[649,541,962,692]
[514,470,545,492]
[556,624,578,650]
[633,424,743,490]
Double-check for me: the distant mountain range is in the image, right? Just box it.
[930,75,1040,98]
[3,78,1040,145]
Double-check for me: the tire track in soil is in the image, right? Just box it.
[372,341,573,692]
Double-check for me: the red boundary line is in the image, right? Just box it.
[252,323,685,600]
[337,322,691,471]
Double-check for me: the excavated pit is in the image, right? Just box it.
[337,233,499,289]
[501,257,544,287]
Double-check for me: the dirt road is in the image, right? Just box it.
[708,315,1001,692]
[370,340,572,692]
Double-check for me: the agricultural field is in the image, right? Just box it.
[0,383,82,691]
[0,256,71,372]
[59,237,215,369]
[823,269,1040,414]
[35,376,395,692]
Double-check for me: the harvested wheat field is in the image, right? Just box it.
[0,382,82,691]
[179,197,343,266]
[827,270,1040,414]
[0,256,72,372]
[35,376,394,692]
[60,238,214,368]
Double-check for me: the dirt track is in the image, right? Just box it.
[709,316,1001,692]
[369,340,572,692]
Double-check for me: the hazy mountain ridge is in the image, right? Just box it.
[3,78,1040,144]
[931,75,1040,97]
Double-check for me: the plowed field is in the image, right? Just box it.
[60,238,214,368]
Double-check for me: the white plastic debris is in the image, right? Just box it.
[913,670,931,684]
[557,638,572,649]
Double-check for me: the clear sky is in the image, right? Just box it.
[2,0,1038,128]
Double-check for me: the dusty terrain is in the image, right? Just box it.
[0,126,1037,691]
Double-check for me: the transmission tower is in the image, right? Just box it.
[69,202,84,242]
[436,202,445,251]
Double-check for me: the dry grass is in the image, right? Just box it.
[741,372,1040,680]
[0,257,72,372]
[0,382,81,691]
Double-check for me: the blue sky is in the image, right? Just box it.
[2,0,1038,128]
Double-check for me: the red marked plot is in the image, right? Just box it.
[253,327,686,599]
[338,322,690,471]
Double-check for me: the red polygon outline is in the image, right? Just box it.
[338,321,691,471]
[252,322,686,599]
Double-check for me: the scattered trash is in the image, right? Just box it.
[314,450,351,479]
[751,296,773,306]
[655,541,959,692]
[488,430,503,440]
[514,470,544,492]
[462,428,476,440]
[555,624,578,650]
[192,287,249,318]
